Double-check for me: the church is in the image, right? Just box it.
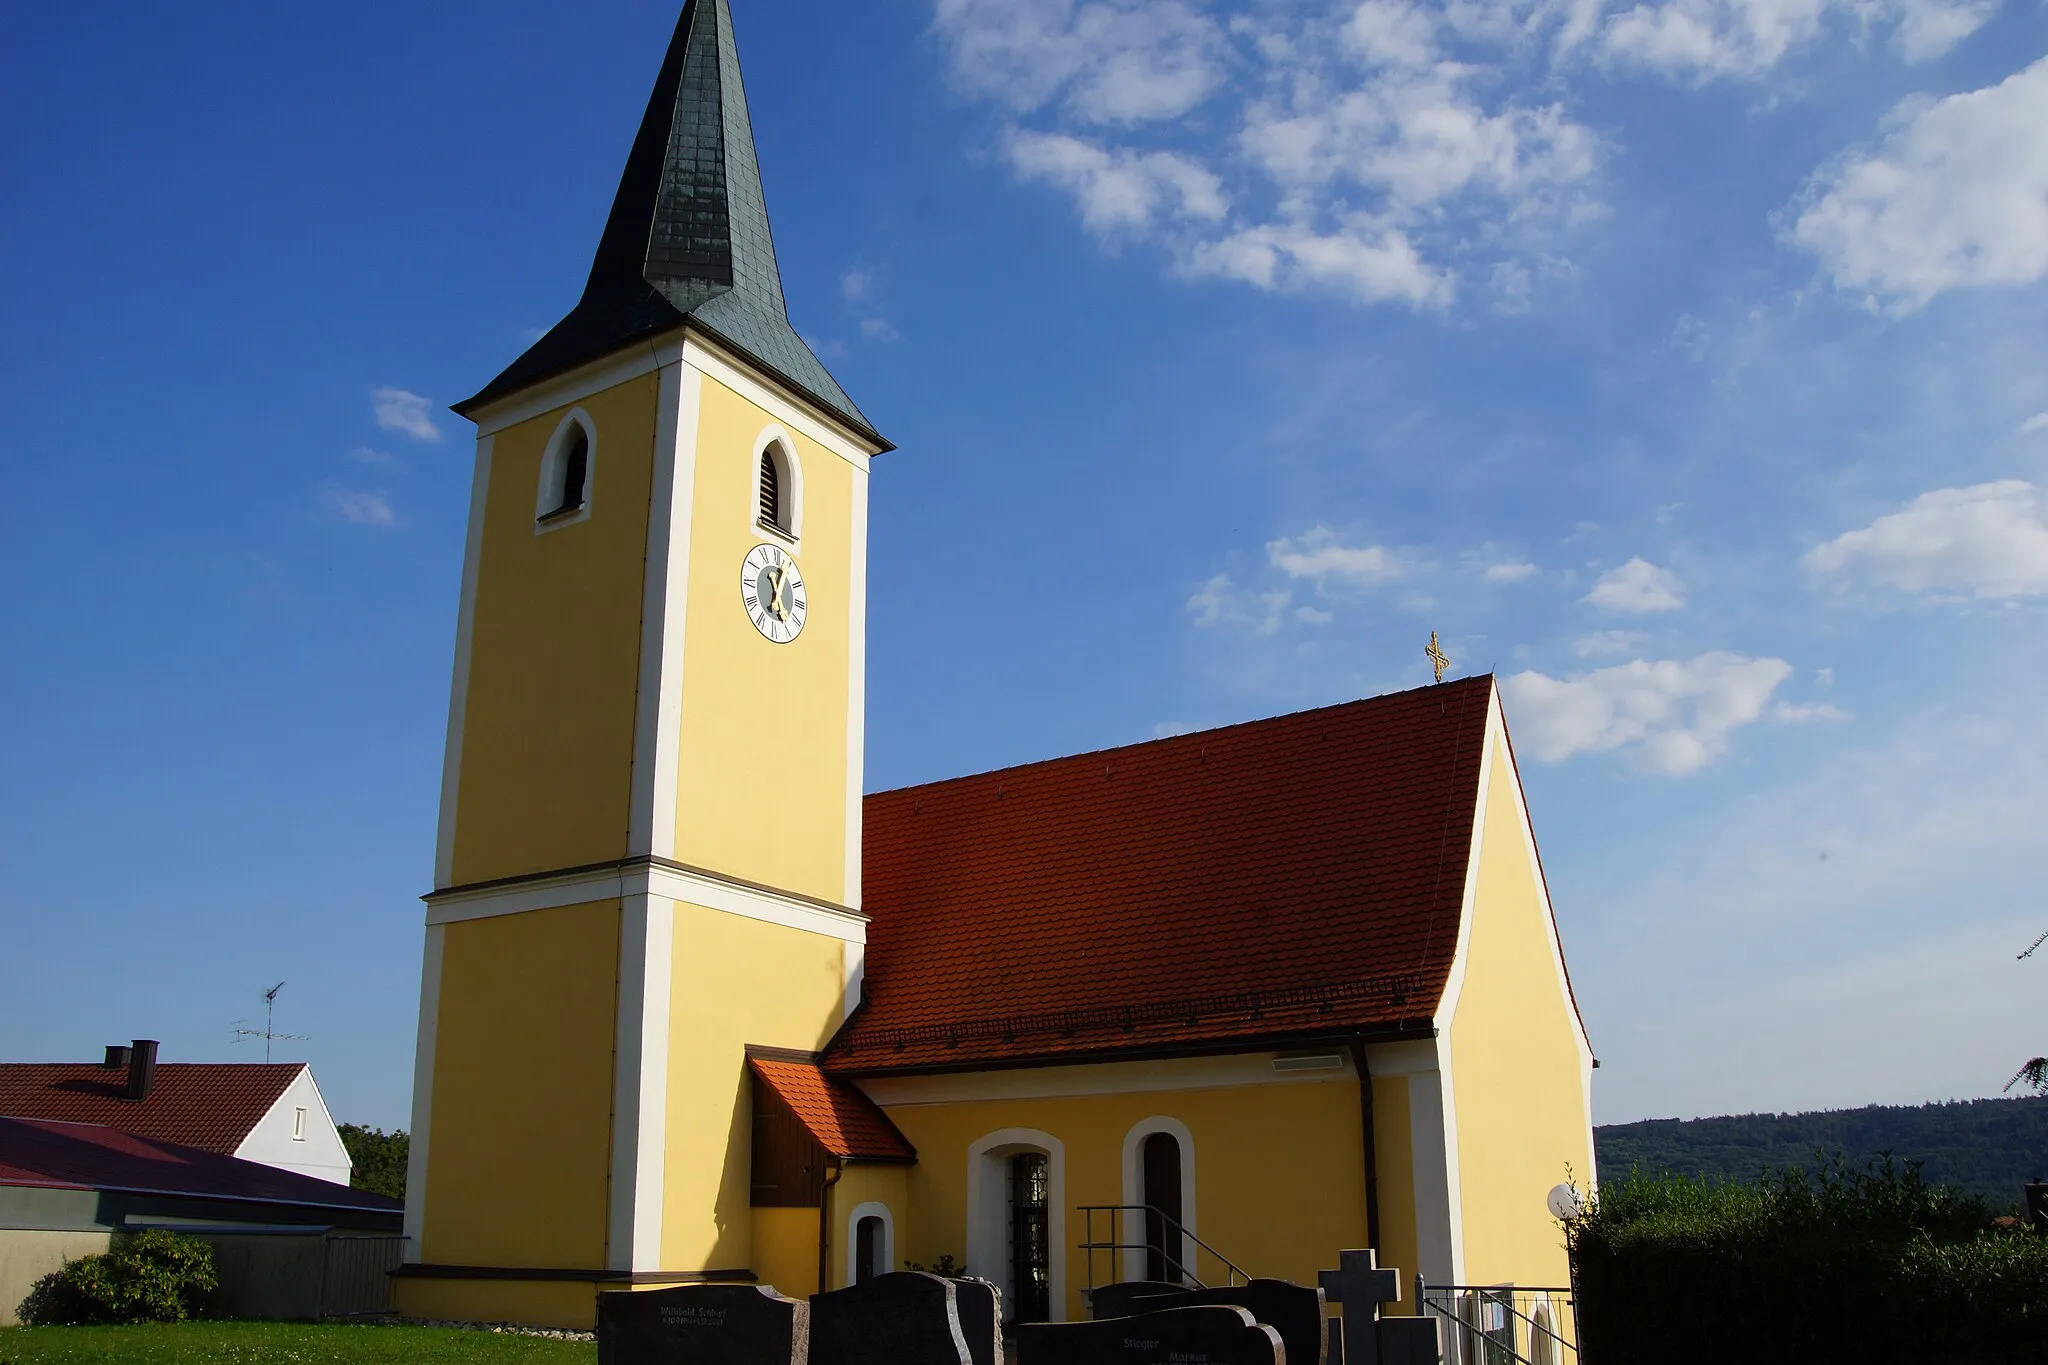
[393,0,1595,1332]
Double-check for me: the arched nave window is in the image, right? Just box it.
[752,428,801,544]
[1121,1116,1197,1286]
[966,1128,1066,1325]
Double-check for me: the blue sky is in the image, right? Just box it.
[3,0,2046,1133]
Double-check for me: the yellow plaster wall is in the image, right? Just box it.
[823,1164,911,1291]
[751,1207,821,1300]
[451,375,660,885]
[1447,736,1593,1288]
[672,376,856,904]
[1370,1074,1421,1312]
[394,1278,596,1331]
[882,1077,1368,1322]
[422,901,621,1271]
[659,900,849,1271]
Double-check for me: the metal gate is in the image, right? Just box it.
[319,1234,405,1318]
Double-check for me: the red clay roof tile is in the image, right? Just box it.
[748,1056,915,1160]
[0,1063,302,1155]
[826,677,1494,1074]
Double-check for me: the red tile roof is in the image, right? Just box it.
[826,677,1496,1074]
[748,1056,916,1160]
[0,1063,302,1155]
[0,1116,398,1217]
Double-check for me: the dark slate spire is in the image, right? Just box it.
[456,0,885,448]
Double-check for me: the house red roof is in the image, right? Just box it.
[748,1056,915,1161]
[826,677,1495,1074]
[0,1116,397,1217]
[0,1063,301,1155]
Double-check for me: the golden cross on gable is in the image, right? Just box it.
[1426,631,1451,684]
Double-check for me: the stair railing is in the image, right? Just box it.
[1075,1204,1252,1294]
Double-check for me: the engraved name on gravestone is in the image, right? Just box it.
[1016,1304,1284,1365]
[596,1284,808,1365]
[1099,1278,1327,1365]
[809,1271,972,1365]
[950,1277,1003,1365]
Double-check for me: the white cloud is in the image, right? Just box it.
[1573,628,1648,657]
[841,269,874,302]
[1890,0,2001,63]
[350,446,396,466]
[860,317,902,342]
[1584,557,1687,612]
[1773,700,1848,721]
[1266,526,1410,584]
[372,388,441,443]
[2020,413,2048,435]
[933,0,1228,123]
[1187,572,1293,633]
[1005,130,1227,233]
[1807,480,2048,598]
[322,486,396,528]
[1483,560,1540,582]
[1596,0,1994,78]
[1502,652,1794,773]
[1792,57,2048,311]
[1186,221,1452,307]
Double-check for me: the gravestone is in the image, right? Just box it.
[1317,1249,1402,1365]
[810,1271,972,1365]
[596,1283,807,1365]
[1375,1316,1441,1365]
[950,1277,1003,1365]
[1089,1281,1193,1320]
[1093,1278,1326,1365]
[1016,1304,1283,1365]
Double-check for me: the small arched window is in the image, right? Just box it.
[855,1215,884,1284]
[556,429,589,515]
[536,410,596,531]
[759,446,784,531]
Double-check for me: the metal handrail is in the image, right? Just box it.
[1076,1204,1251,1292]
[1417,1279,1578,1365]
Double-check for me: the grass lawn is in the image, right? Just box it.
[0,1321,597,1363]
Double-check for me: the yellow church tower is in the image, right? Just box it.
[395,0,888,1327]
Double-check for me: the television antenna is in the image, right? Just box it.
[232,981,309,1063]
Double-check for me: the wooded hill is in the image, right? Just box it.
[1594,1097,2048,1207]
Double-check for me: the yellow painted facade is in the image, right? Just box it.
[750,1207,821,1299]
[1369,1074,1421,1313]
[409,900,621,1273]
[660,899,850,1271]
[396,1279,597,1332]
[448,376,660,886]
[823,1164,911,1291]
[673,374,858,905]
[1447,729,1595,1289]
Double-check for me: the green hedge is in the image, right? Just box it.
[1568,1157,2048,1364]
[18,1231,219,1326]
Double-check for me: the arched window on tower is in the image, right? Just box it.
[758,446,784,531]
[556,428,589,515]
[536,411,596,529]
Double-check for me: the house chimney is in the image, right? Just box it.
[103,1045,132,1070]
[125,1039,158,1101]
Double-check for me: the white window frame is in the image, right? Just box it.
[534,407,598,534]
[845,1199,896,1287]
[751,425,802,550]
[966,1127,1067,1323]
[292,1107,308,1142]
[1119,1116,1197,1284]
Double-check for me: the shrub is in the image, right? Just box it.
[19,1230,219,1325]
[1568,1155,2048,1365]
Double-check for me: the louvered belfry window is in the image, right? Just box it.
[759,448,782,529]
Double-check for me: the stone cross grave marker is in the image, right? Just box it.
[1017,1304,1283,1365]
[809,1270,972,1365]
[950,1277,1003,1365]
[1317,1250,1401,1365]
[596,1283,807,1365]
[1094,1278,1327,1365]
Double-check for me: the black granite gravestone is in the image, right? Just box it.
[1091,1278,1326,1365]
[810,1271,972,1365]
[1016,1304,1284,1365]
[596,1283,807,1365]
[1088,1280,1190,1320]
[1317,1250,1401,1365]
[950,1277,1003,1365]
[1375,1315,1440,1365]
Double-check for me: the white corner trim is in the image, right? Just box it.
[845,1200,897,1284]
[1433,1032,1467,1284]
[433,435,493,890]
[1118,1116,1198,1284]
[608,893,676,1272]
[750,423,803,550]
[1432,692,1497,1032]
[843,941,866,1020]
[425,860,868,945]
[401,923,445,1259]
[681,335,876,471]
[468,337,685,438]
[629,363,701,860]
[843,465,869,910]
[966,1128,1068,1323]
[533,407,597,534]
[1400,1048,1462,1285]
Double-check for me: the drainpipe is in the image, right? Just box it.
[817,1159,843,1296]
[1349,1039,1382,1254]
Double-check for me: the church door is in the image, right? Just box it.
[1142,1131,1184,1283]
[1008,1152,1051,1322]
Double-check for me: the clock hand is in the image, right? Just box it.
[769,563,788,618]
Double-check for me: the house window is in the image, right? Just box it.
[1009,1151,1051,1323]
[292,1107,307,1142]
[856,1215,883,1284]
[535,410,597,530]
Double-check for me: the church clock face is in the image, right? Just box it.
[741,543,806,644]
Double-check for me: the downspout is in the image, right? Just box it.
[818,1159,843,1295]
[1350,1039,1383,1253]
